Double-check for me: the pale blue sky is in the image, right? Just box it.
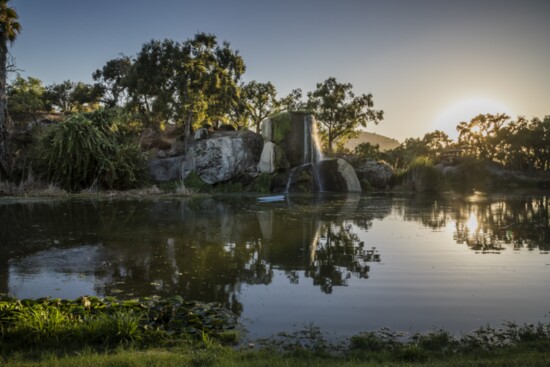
[9,0,550,141]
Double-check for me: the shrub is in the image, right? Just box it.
[33,112,148,191]
[404,156,443,193]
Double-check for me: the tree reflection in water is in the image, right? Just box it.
[305,222,379,294]
[1,194,548,314]
[396,194,550,253]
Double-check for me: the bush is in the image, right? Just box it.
[32,112,148,191]
[403,156,443,193]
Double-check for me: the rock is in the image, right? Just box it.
[156,149,167,158]
[194,128,209,141]
[168,139,186,156]
[260,112,322,167]
[354,160,394,189]
[285,164,316,193]
[217,124,236,131]
[182,130,263,184]
[318,158,362,192]
[149,155,187,181]
[258,141,290,173]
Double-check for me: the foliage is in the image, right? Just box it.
[43,80,103,113]
[279,88,305,112]
[122,33,245,135]
[354,142,381,160]
[92,55,132,108]
[383,130,453,170]
[242,80,279,133]
[457,113,509,162]
[183,171,212,193]
[249,172,272,193]
[32,112,147,191]
[7,76,46,124]
[270,112,292,143]
[401,156,443,193]
[1,0,22,180]
[306,77,383,154]
[0,295,237,351]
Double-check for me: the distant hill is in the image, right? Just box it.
[344,132,400,152]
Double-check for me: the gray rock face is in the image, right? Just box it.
[182,130,263,184]
[149,155,187,181]
[318,158,362,192]
[258,141,290,173]
[354,160,394,189]
[194,128,209,141]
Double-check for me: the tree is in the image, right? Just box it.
[242,81,279,133]
[307,77,383,154]
[354,142,381,160]
[457,113,509,161]
[124,33,245,135]
[279,88,304,112]
[421,130,453,154]
[0,0,21,179]
[92,56,132,108]
[44,80,103,113]
[7,76,45,124]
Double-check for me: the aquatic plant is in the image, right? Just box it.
[0,295,237,351]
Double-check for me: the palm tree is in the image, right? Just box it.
[0,0,21,180]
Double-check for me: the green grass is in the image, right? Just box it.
[2,340,549,367]
[0,295,237,353]
[1,297,549,366]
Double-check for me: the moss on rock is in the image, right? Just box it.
[270,112,292,144]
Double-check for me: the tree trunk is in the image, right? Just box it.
[0,39,10,181]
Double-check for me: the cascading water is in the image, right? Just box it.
[304,115,325,192]
[284,115,325,193]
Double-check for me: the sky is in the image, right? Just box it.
[8,0,550,141]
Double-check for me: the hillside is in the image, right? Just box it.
[344,132,400,152]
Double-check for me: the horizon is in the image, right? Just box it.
[8,0,550,141]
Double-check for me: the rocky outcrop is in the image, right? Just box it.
[260,112,320,167]
[182,130,263,184]
[258,141,290,173]
[353,160,394,189]
[318,159,362,192]
[149,155,187,181]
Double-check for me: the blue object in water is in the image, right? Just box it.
[257,195,285,202]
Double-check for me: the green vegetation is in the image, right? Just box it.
[1,311,549,367]
[183,171,213,193]
[31,111,147,191]
[399,156,443,193]
[249,172,273,193]
[0,0,21,180]
[0,295,237,353]
[307,77,383,154]
[271,111,292,143]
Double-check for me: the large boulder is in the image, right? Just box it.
[318,158,362,192]
[182,130,263,184]
[354,160,394,189]
[149,155,187,181]
[258,141,290,173]
[261,112,322,167]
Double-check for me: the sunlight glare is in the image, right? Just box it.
[466,212,478,232]
[433,97,513,140]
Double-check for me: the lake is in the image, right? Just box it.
[1,193,548,339]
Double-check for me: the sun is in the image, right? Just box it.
[433,97,514,140]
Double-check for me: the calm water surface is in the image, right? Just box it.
[1,193,549,339]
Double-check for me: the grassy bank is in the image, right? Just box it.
[2,332,549,367]
[1,296,549,366]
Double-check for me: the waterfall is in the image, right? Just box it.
[304,115,324,192]
[285,115,325,193]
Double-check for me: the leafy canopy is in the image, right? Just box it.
[307,77,383,154]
